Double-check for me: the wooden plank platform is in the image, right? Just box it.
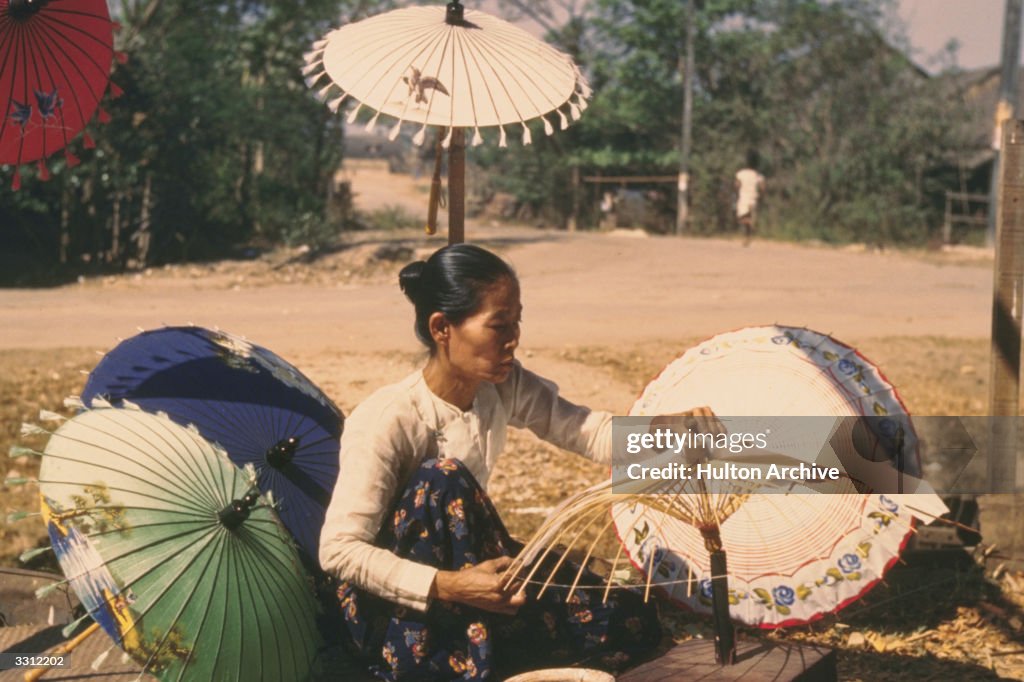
[0,624,151,682]
[618,639,836,682]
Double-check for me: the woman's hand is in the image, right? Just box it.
[431,556,526,615]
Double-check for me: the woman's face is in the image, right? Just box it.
[445,277,522,384]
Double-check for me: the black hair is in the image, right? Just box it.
[399,244,517,352]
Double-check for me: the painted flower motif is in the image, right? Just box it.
[447,499,467,538]
[404,628,428,662]
[879,494,899,513]
[838,358,857,375]
[838,553,862,574]
[436,459,460,474]
[339,593,358,623]
[382,642,398,671]
[772,585,796,607]
[413,482,430,508]
[569,608,594,624]
[467,622,488,646]
[393,508,410,536]
[449,651,468,674]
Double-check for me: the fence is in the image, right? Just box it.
[943,190,989,244]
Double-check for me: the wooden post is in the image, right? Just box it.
[989,119,1024,492]
[568,165,580,232]
[136,173,152,268]
[59,181,70,266]
[987,0,1022,247]
[943,190,953,245]
[448,128,466,244]
[709,550,736,665]
[109,192,121,264]
[676,0,696,236]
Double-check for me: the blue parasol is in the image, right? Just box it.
[80,326,343,569]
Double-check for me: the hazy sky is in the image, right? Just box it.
[898,0,1008,72]
[478,1,1014,74]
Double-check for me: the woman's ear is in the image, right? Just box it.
[428,312,449,347]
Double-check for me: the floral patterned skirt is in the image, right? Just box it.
[335,458,661,681]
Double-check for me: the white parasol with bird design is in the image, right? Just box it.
[304,1,590,242]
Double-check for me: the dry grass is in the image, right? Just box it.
[3,337,1021,679]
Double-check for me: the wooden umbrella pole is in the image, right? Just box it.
[426,130,445,235]
[709,549,736,665]
[448,127,466,244]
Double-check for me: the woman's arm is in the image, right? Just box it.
[501,362,613,465]
[319,403,438,612]
[320,395,527,615]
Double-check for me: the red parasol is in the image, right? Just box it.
[0,0,122,189]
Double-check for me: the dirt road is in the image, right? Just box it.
[0,227,991,356]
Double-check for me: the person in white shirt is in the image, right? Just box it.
[735,154,766,246]
[319,244,670,680]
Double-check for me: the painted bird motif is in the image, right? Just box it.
[402,67,449,104]
[34,88,63,120]
[9,100,32,127]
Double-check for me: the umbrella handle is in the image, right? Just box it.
[23,621,101,682]
[426,132,445,235]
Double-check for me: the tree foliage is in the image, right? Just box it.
[481,0,974,243]
[1,0,367,283]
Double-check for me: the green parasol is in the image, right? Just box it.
[15,405,321,681]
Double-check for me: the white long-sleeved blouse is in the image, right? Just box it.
[318,361,612,612]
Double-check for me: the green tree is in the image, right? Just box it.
[1,0,370,282]
[477,0,973,244]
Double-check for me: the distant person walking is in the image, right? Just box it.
[735,154,766,246]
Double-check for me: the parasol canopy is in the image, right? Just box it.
[620,326,945,627]
[80,326,343,570]
[0,0,121,189]
[304,0,590,242]
[508,326,947,631]
[23,406,321,681]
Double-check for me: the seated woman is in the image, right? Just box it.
[320,244,683,680]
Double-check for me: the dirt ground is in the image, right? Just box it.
[1,169,1022,680]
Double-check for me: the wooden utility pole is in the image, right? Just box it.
[990,120,1024,491]
[987,0,1022,247]
[675,0,696,235]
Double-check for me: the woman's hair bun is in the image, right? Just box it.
[399,260,427,303]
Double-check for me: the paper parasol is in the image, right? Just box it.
[12,406,321,681]
[304,0,590,242]
[614,326,944,611]
[507,326,947,661]
[80,326,343,570]
[0,0,122,189]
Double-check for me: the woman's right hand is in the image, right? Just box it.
[431,556,526,615]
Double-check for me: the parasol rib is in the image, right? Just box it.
[92,409,224,509]
[173,529,229,682]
